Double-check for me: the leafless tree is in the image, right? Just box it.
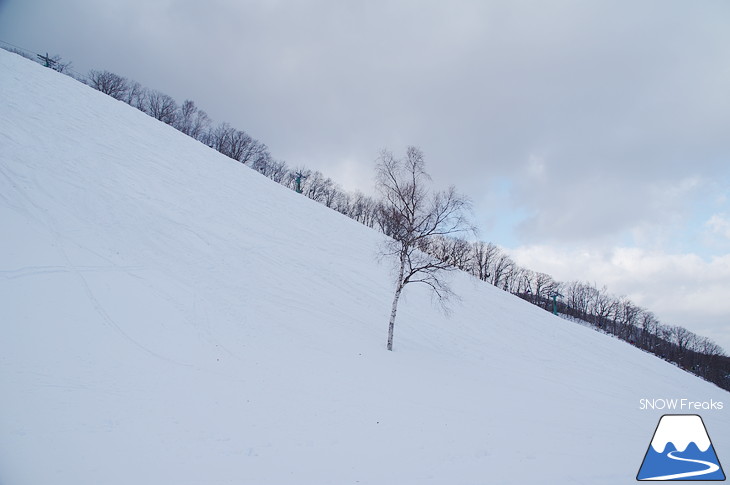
[333,191,352,215]
[565,281,591,318]
[238,137,271,166]
[668,325,696,365]
[376,146,473,351]
[206,122,234,153]
[323,183,341,209]
[269,161,290,184]
[347,192,379,228]
[145,90,178,125]
[490,251,514,289]
[227,130,253,162]
[616,297,642,341]
[588,285,617,330]
[87,70,130,100]
[471,241,498,281]
[507,266,530,295]
[427,236,472,272]
[531,271,557,307]
[637,311,660,350]
[302,170,327,202]
[124,81,146,110]
[252,158,289,183]
[696,336,724,357]
[174,100,211,140]
[206,123,271,165]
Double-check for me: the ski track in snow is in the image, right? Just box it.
[1,158,186,367]
[0,265,145,279]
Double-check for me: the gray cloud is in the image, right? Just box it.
[4,1,729,227]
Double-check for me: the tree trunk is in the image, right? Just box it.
[387,255,406,351]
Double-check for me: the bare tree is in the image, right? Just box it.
[241,140,271,166]
[427,236,472,272]
[347,192,379,228]
[87,70,130,100]
[565,281,591,319]
[145,90,178,125]
[252,158,289,183]
[323,183,341,208]
[227,130,254,162]
[174,100,211,140]
[302,170,326,202]
[333,191,352,215]
[206,123,271,165]
[124,81,146,110]
[616,297,642,341]
[672,326,695,353]
[490,251,514,288]
[471,241,498,281]
[206,122,234,153]
[531,271,557,307]
[588,285,617,330]
[508,265,530,295]
[696,336,725,357]
[376,147,472,351]
[638,311,660,350]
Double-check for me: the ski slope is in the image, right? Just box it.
[1,49,728,485]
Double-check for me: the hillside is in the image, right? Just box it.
[1,49,728,485]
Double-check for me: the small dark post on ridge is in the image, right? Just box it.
[37,53,56,69]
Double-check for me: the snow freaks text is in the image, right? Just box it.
[639,399,724,411]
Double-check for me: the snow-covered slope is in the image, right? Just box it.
[1,50,728,485]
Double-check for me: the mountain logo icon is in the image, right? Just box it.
[637,414,725,481]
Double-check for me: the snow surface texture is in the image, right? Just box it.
[1,49,728,484]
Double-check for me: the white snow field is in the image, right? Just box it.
[1,49,728,485]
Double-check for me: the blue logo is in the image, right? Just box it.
[637,414,725,481]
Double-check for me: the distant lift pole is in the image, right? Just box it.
[550,291,563,316]
[294,171,307,194]
[37,52,56,69]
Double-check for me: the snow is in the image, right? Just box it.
[1,49,728,484]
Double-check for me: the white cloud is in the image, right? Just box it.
[706,213,730,240]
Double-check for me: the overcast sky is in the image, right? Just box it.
[2,0,729,350]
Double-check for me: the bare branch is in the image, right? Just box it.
[376,146,473,350]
